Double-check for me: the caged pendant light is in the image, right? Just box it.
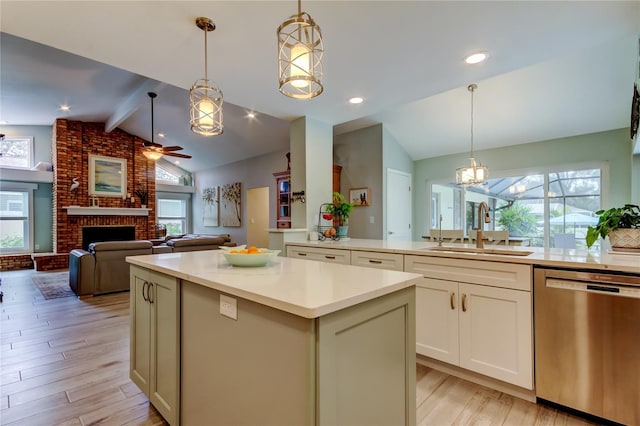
[456,83,488,186]
[190,17,223,136]
[277,0,323,99]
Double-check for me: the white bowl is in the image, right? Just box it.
[221,249,280,267]
[219,244,246,251]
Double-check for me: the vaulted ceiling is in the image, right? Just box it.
[1,1,638,172]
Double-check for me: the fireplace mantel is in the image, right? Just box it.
[63,206,151,216]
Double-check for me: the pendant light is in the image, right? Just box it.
[190,17,223,136]
[142,92,163,161]
[277,0,323,99]
[456,83,488,186]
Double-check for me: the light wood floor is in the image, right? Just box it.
[1,269,599,426]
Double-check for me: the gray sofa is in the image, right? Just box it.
[69,234,236,296]
[69,240,153,297]
[151,234,236,253]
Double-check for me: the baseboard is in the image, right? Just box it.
[416,354,536,403]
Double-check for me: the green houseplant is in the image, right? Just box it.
[586,204,640,249]
[325,192,354,238]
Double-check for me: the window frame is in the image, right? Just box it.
[0,136,34,170]
[156,191,192,235]
[426,161,608,248]
[0,182,37,254]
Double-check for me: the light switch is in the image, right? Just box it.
[220,294,237,320]
[370,216,375,224]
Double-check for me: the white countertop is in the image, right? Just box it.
[285,239,640,274]
[126,250,421,319]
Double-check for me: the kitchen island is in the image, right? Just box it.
[126,250,421,426]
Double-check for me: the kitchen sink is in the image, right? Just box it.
[423,246,534,256]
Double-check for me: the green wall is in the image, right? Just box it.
[0,125,53,252]
[413,128,632,240]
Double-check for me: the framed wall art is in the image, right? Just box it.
[349,187,370,206]
[88,155,127,197]
[202,186,220,227]
[221,182,242,227]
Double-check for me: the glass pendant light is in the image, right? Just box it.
[456,83,488,186]
[190,17,223,136]
[277,0,323,99]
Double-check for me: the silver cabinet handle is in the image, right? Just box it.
[298,252,307,256]
[325,255,336,259]
[148,283,154,304]
[450,292,455,310]
[462,293,467,312]
[369,259,383,264]
[142,281,149,302]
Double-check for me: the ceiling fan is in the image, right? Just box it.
[142,92,192,160]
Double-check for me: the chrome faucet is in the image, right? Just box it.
[476,202,491,249]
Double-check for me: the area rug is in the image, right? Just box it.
[32,271,75,300]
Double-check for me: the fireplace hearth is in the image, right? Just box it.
[82,226,136,250]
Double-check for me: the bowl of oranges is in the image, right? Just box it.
[221,246,280,267]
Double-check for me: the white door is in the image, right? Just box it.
[246,187,269,248]
[386,169,412,240]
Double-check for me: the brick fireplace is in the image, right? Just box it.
[34,119,158,271]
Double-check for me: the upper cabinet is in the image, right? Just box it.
[273,171,291,229]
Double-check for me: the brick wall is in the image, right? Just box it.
[53,119,157,254]
[0,255,34,271]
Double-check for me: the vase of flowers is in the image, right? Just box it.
[134,188,148,208]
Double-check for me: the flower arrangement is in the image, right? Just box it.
[134,187,148,206]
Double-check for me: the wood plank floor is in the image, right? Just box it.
[1,269,599,426]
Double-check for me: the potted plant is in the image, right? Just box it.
[325,192,354,238]
[134,188,149,208]
[586,204,640,249]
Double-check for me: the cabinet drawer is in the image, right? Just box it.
[405,255,531,291]
[287,246,351,264]
[351,250,404,271]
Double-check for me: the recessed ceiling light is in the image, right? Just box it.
[348,97,364,104]
[59,104,71,111]
[174,160,180,165]
[247,112,256,119]
[157,132,165,138]
[465,52,488,64]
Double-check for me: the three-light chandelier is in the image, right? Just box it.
[456,83,488,186]
[277,0,324,99]
[190,17,224,136]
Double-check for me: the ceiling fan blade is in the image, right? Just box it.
[161,146,184,152]
[164,152,192,159]
[142,141,163,148]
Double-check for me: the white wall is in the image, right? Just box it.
[334,124,383,239]
[193,150,289,245]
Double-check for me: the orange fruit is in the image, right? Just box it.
[230,249,239,253]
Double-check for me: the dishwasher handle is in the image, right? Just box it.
[546,278,640,299]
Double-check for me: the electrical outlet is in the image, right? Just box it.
[370,216,375,224]
[35,244,40,250]
[220,294,237,320]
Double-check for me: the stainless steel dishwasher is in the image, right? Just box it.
[534,267,640,425]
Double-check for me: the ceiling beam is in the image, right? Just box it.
[105,79,167,133]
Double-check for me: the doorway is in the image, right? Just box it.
[386,169,412,240]
[246,187,269,248]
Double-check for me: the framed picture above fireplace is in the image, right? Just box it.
[88,155,127,197]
